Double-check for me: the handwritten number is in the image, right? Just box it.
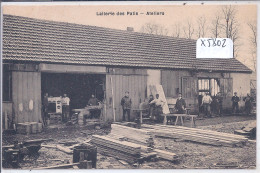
[222,39,226,47]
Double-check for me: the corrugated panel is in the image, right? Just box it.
[12,71,41,124]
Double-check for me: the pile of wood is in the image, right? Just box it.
[141,124,248,147]
[16,122,42,134]
[91,135,141,164]
[109,123,154,147]
[91,124,178,163]
[234,121,256,139]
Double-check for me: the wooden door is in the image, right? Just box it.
[12,71,42,123]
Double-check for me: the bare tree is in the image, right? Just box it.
[172,23,182,38]
[210,15,222,38]
[196,16,207,38]
[248,20,257,71]
[221,5,240,58]
[140,22,168,36]
[183,20,194,39]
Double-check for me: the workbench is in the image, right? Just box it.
[132,109,146,123]
[72,105,103,125]
[161,113,198,127]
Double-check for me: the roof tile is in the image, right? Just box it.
[3,14,251,73]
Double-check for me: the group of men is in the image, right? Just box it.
[43,93,102,125]
[120,91,187,122]
[200,91,254,118]
[120,90,255,122]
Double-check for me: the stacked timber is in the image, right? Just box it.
[91,135,141,164]
[16,122,43,134]
[109,124,154,147]
[142,124,248,147]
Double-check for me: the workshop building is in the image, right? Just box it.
[2,15,252,127]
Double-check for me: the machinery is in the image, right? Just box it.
[2,139,52,168]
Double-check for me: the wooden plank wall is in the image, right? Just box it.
[2,102,12,129]
[161,70,198,113]
[12,71,42,124]
[106,68,147,121]
[161,70,180,98]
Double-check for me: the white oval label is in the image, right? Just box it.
[29,100,34,110]
[19,103,23,112]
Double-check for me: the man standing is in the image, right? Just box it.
[149,94,165,122]
[243,94,254,116]
[201,92,212,118]
[88,94,100,119]
[231,92,240,114]
[62,94,70,122]
[121,91,132,122]
[175,93,186,114]
[216,92,223,116]
[88,94,100,106]
[42,93,49,126]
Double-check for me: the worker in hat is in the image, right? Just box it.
[231,92,240,114]
[243,93,254,116]
[121,91,132,122]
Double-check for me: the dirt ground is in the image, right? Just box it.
[2,115,256,169]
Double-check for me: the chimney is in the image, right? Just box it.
[127,27,134,32]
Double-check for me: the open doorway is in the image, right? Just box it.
[198,78,220,113]
[41,73,106,109]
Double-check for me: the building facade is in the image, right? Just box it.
[2,15,252,127]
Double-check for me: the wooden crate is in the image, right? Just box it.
[49,114,62,124]
[37,123,43,133]
[17,123,31,134]
[30,122,38,134]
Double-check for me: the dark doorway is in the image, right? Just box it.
[41,73,105,109]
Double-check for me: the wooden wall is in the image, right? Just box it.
[2,102,12,129]
[106,68,147,121]
[161,70,238,113]
[12,71,42,123]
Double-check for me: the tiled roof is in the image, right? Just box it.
[3,14,251,73]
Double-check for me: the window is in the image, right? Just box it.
[3,64,12,101]
[198,78,220,96]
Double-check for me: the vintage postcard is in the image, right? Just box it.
[1,1,257,171]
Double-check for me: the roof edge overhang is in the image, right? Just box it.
[2,59,252,74]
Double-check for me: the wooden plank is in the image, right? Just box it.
[22,72,29,122]
[56,145,73,154]
[35,163,80,169]
[154,149,178,161]
[115,75,121,121]
[27,72,33,122]
[33,72,38,123]
[37,72,42,123]
[12,72,19,124]
[143,124,247,140]
[150,127,244,145]
[17,72,23,123]
[142,124,247,146]
[168,125,247,140]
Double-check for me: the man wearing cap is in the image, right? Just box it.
[121,91,132,122]
[231,92,240,114]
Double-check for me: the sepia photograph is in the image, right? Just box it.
[1,2,257,170]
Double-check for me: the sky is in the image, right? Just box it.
[2,3,257,71]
